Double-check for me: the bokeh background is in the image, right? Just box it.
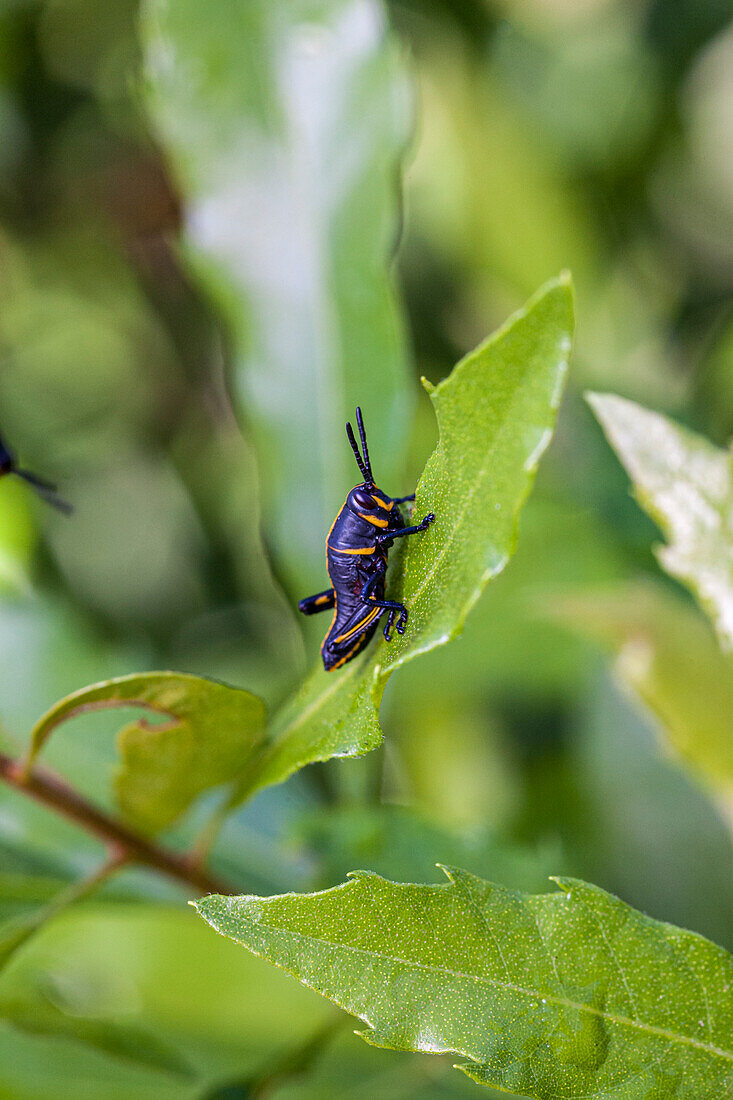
[0,0,731,1097]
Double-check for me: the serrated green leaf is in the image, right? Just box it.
[588,393,733,651]
[142,0,414,593]
[556,582,733,798]
[382,276,572,669]
[28,673,266,833]
[236,276,574,799]
[194,868,733,1099]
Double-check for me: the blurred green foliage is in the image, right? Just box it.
[0,0,731,1096]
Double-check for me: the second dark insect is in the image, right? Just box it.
[0,429,72,514]
[298,407,434,671]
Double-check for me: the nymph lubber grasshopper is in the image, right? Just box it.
[0,428,72,514]
[299,407,434,671]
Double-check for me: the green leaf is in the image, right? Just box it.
[588,393,733,652]
[237,275,574,799]
[0,479,35,596]
[248,657,382,798]
[194,868,733,1099]
[142,0,414,593]
[0,995,193,1079]
[29,672,266,833]
[556,582,733,798]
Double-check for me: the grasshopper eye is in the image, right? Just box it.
[352,487,375,509]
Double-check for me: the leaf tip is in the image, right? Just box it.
[420,375,435,396]
[355,1026,382,1049]
[437,863,461,885]
[190,897,212,919]
[584,389,608,412]
[530,271,575,339]
[555,270,575,310]
[347,869,380,883]
[550,875,588,898]
[585,390,637,425]
[190,893,227,918]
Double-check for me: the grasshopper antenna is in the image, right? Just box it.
[0,431,72,514]
[346,418,371,484]
[355,406,373,484]
[15,468,73,515]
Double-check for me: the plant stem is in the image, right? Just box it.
[0,752,234,897]
[191,794,233,867]
[239,1015,345,1098]
[0,854,129,969]
[40,852,129,913]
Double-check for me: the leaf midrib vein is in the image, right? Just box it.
[405,411,513,613]
[236,920,732,1063]
[402,356,564,626]
[269,659,365,745]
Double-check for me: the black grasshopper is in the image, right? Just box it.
[299,407,434,671]
[0,429,72,513]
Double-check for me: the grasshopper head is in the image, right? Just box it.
[347,482,394,523]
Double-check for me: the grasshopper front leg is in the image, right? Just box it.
[377,513,435,544]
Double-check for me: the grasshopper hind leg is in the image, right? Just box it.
[298,588,335,616]
[374,601,407,641]
[359,573,407,642]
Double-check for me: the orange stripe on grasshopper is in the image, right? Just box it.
[328,543,375,555]
[358,512,388,528]
[335,607,380,643]
[331,634,369,670]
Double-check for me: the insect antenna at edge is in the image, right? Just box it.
[15,468,73,514]
[346,416,371,484]
[355,406,373,483]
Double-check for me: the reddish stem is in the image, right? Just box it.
[0,752,234,897]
